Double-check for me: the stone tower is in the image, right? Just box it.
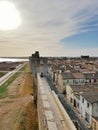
[29,51,40,76]
[29,51,48,76]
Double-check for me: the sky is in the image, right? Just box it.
[0,0,98,57]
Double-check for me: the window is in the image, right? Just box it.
[63,82,65,85]
[85,112,90,123]
[77,103,79,108]
[67,80,69,84]
[70,98,72,103]
[87,102,89,108]
[94,79,96,82]
[82,98,84,103]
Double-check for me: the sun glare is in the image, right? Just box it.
[0,1,21,30]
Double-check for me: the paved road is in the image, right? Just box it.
[41,77,71,130]
[0,63,26,86]
[46,77,91,130]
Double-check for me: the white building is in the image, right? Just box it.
[54,71,85,93]
[66,85,98,127]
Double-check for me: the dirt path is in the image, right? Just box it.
[0,96,32,129]
[7,73,25,96]
[0,70,38,130]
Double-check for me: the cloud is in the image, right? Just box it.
[0,0,98,56]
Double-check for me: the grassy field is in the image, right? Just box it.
[0,72,6,78]
[19,64,27,72]
[0,73,19,98]
[0,63,38,130]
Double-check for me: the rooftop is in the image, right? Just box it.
[61,72,74,79]
[72,72,85,79]
[81,91,98,104]
[70,84,98,103]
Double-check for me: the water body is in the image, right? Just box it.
[0,58,29,62]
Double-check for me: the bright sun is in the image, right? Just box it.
[0,1,21,30]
